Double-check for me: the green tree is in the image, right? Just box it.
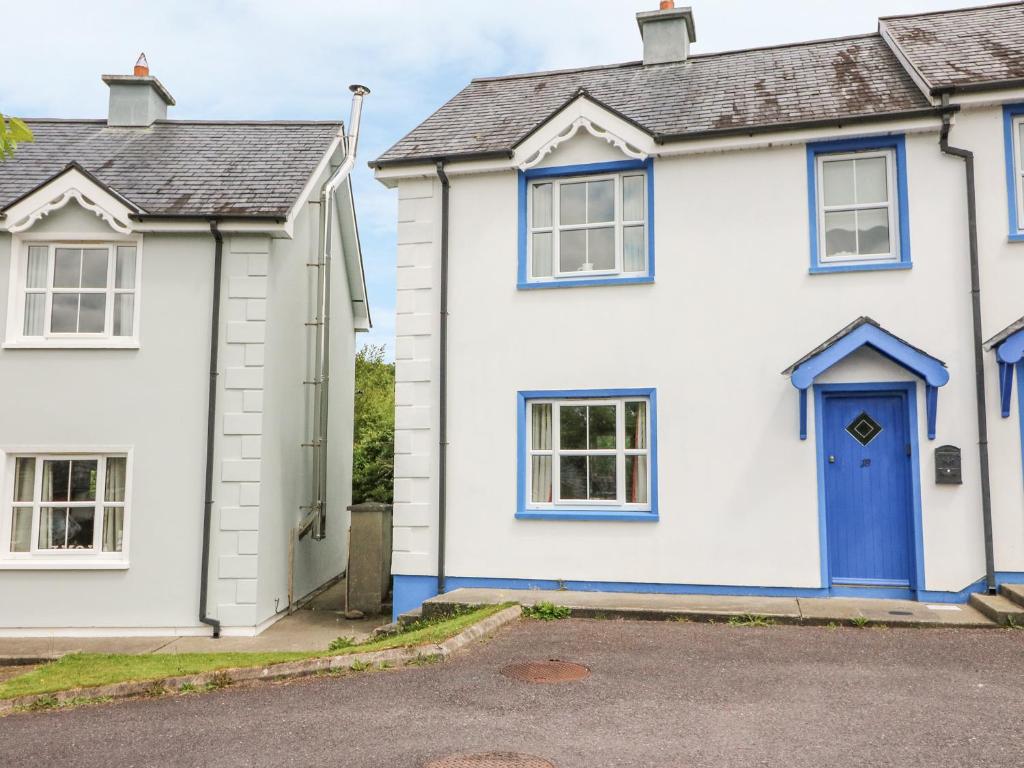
[0,114,33,160]
[352,344,395,503]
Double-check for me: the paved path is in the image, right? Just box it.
[0,581,386,658]
[426,587,996,627]
[2,619,1023,767]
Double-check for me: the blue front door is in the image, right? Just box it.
[822,391,915,591]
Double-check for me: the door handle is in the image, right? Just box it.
[828,455,836,464]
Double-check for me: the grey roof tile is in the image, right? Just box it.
[0,120,340,217]
[374,34,932,166]
[883,2,1024,91]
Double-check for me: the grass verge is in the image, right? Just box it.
[0,604,508,701]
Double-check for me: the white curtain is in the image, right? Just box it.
[103,458,126,552]
[38,461,56,549]
[531,404,552,503]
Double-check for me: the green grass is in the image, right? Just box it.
[0,604,508,701]
[522,602,571,621]
[727,614,776,627]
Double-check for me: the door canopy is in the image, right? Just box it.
[985,316,1024,418]
[783,317,949,440]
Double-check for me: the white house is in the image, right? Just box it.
[0,57,371,636]
[373,2,1024,618]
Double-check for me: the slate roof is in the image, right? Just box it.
[0,120,341,218]
[373,34,933,166]
[882,2,1024,93]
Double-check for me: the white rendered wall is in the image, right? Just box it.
[0,203,212,630]
[389,119,1009,593]
[953,100,1024,575]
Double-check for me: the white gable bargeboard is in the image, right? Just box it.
[2,165,137,236]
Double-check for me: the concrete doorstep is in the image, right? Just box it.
[0,606,522,716]
[423,588,997,628]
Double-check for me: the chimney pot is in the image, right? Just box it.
[134,53,149,77]
[636,4,696,65]
[101,55,175,127]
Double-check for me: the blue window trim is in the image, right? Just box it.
[516,387,659,521]
[812,382,926,597]
[517,159,655,290]
[1002,103,1024,241]
[805,135,911,273]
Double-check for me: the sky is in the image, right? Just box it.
[0,0,996,358]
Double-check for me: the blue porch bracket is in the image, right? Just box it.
[992,324,1024,418]
[783,317,949,441]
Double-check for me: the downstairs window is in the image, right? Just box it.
[519,390,658,520]
[5,454,129,562]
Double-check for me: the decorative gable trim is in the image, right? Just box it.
[1,163,140,235]
[513,90,657,171]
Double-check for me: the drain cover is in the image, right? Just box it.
[889,610,913,616]
[424,753,555,768]
[501,660,590,684]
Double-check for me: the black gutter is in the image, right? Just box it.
[199,220,224,637]
[370,107,946,169]
[435,161,450,598]
[370,149,513,171]
[933,77,1024,96]
[130,214,287,222]
[653,107,946,144]
[939,101,996,594]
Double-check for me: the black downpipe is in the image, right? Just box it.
[199,221,224,637]
[939,103,996,594]
[435,161,450,597]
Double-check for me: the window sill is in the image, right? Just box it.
[809,262,911,275]
[2,339,140,350]
[0,559,129,570]
[1008,233,1024,242]
[516,510,658,522]
[518,275,655,290]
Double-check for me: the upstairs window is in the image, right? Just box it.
[7,241,140,346]
[519,160,654,288]
[1003,103,1024,240]
[807,136,910,273]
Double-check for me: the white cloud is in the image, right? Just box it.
[1,0,996,362]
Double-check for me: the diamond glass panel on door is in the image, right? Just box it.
[845,411,882,446]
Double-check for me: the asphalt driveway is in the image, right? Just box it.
[2,618,1023,767]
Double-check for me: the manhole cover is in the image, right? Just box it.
[424,753,554,768]
[501,660,590,684]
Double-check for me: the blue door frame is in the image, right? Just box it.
[814,382,926,599]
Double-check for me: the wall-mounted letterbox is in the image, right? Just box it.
[935,445,962,485]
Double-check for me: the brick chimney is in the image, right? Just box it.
[102,54,176,127]
[636,1,696,65]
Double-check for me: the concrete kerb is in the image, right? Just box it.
[0,605,522,716]
[422,589,997,629]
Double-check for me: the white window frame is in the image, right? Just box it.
[526,397,651,512]
[0,448,132,569]
[815,149,899,266]
[1013,114,1024,231]
[527,171,647,283]
[4,233,142,349]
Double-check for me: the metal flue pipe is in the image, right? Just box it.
[307,84,370,540]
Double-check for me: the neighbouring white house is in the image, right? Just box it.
[373,1,1024,618]
[0,57,371,637]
